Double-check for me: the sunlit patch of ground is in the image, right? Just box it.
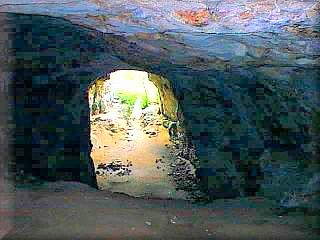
[90,99,189,199]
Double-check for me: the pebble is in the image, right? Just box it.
[169,216,177,224]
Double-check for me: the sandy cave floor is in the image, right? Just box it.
[2,181,319,240]
[90,104,190,200]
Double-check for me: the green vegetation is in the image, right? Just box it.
[115,90,153,119]
[140,94,150,109]
[91,70,161,119]
[116,90,154,110]
[116,90,139,107]
[116,91,137,118]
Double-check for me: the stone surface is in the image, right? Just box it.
[88,78,108,115]
[0,0,319,200]
[4,181,320,240]
[279,173,320,210]
[148,73,178,121]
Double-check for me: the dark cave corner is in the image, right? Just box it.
[12,73,97,188]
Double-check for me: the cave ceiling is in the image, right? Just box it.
[0,0,319,71]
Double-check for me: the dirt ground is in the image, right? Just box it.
[90,101,192,200]
[2,181,319,240]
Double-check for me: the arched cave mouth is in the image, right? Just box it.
[88,70,198,199]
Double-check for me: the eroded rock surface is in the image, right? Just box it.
[1,0,319,203]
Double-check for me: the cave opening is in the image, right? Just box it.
[87,70,195,199]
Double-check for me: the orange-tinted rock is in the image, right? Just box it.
[239,10,253,21]
[175,9,210,27]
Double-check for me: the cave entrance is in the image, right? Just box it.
[88,70,190,199]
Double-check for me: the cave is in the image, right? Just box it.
[0,1,319,239]
[88,70,194,199]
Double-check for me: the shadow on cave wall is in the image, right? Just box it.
[8,13,101,187]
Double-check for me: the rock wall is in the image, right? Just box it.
[148,73,178,121]
[0,14,14,237]
[88,78,107,115]
[2,10,319,204]
[4,13,105,187]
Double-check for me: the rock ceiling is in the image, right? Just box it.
[0,0,319,70]
[0,1,318,33]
